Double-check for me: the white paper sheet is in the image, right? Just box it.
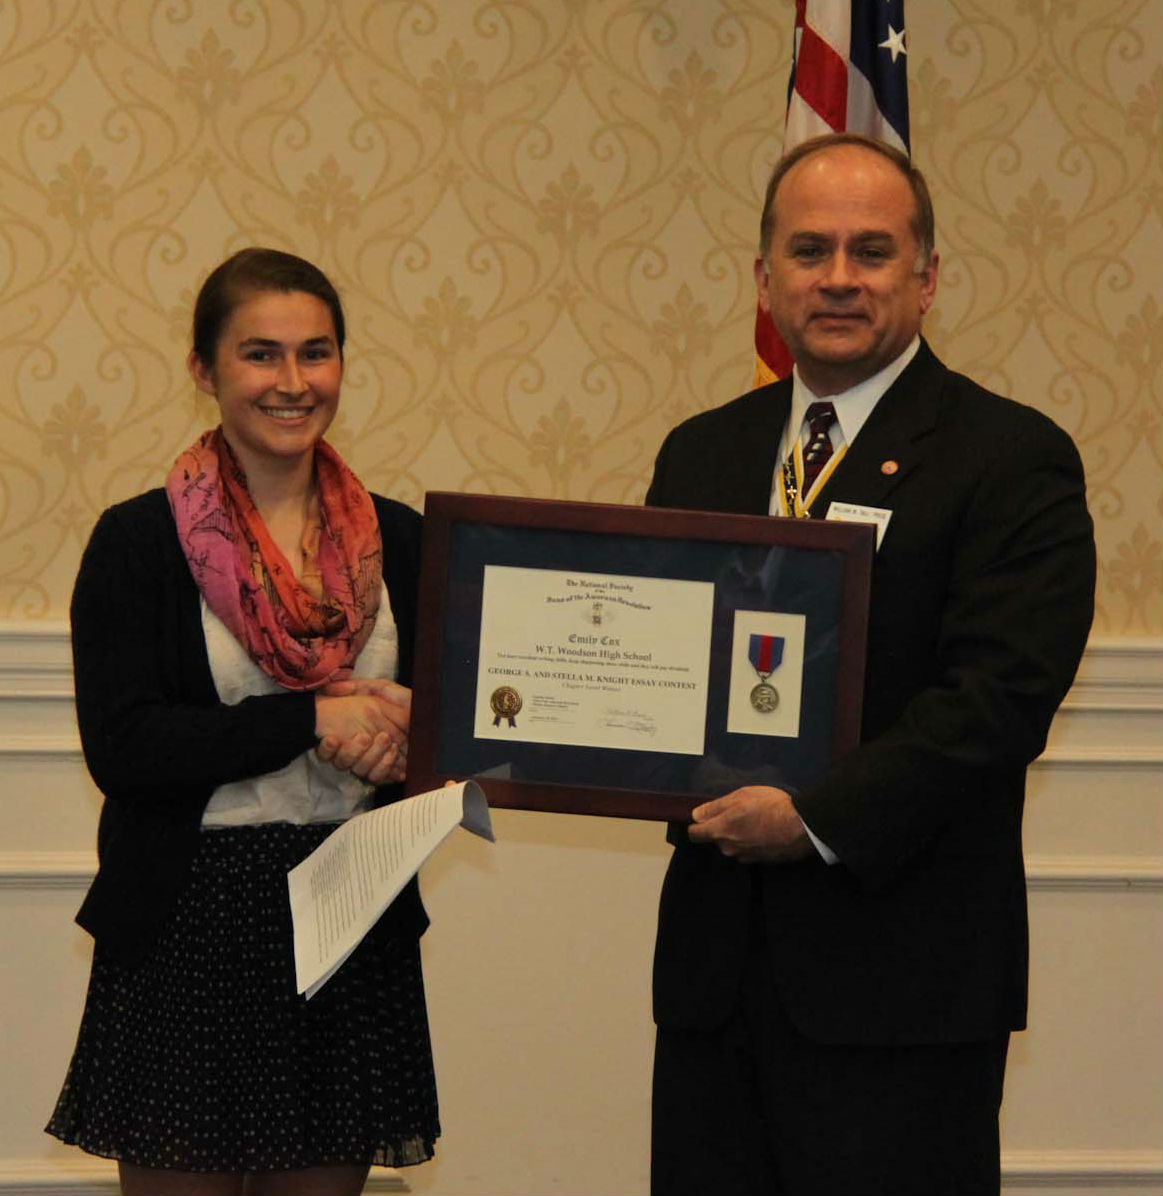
[288,781,493,998]
[473,564,714,754]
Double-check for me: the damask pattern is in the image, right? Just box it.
[912,0,1162,633]
[0,0,1158,630]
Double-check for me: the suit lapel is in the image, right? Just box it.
[813,341,947,513]
[731,382,792,515]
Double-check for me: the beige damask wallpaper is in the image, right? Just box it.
[1,0,1159,631]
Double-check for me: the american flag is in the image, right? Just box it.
[754,0,911,386]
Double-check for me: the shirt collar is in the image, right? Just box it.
[786,335,921,452]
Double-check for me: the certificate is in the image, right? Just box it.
[473,565,713,754]
[408,493,874,822]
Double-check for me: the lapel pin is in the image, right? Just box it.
[881,460,899,476]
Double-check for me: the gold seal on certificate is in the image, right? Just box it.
[750,681,779,712]
[490,685,523,727]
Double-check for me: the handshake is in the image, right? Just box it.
[313,678,411,787]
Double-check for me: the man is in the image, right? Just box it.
[646,134,1096,1196]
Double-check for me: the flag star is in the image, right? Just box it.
[879,24,907,62]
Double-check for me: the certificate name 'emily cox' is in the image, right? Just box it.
[473,565,714,755]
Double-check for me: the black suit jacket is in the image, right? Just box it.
[647,341,1095,1045]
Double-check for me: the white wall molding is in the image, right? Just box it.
[0,739,82,760]
[0,852,96,890]
[1,627,1159,683]
[1061,638,1163,709]
[1,628,1158,743]
[0,623,72,695]
[2,850,1159,893]
[1032,748,1161,768]
[1024,855,1163,891]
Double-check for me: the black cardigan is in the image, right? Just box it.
[71,488,427,965]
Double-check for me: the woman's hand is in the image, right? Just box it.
[313,683,411,785]
[318,730,402,785]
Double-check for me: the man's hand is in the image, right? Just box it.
[322,678,410,727]
[687,785,815,863]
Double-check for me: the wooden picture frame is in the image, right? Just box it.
[407,493,874,822]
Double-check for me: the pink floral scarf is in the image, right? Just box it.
[166,428,382,690]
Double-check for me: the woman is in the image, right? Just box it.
[46,249,439,1196]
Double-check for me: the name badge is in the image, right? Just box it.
[825,501,892,550]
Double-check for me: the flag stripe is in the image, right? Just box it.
[845,66,908,153]
[803,0,850,52]
[785,90,837,148]
[793,24,849,132]
[754,306,794,386]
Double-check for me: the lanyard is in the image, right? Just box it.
[777,438,847,519]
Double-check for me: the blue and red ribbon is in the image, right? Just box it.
[748,634,785,676]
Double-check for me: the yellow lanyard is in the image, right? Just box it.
[777,437,846,518]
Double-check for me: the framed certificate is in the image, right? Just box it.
[407,493,874,821]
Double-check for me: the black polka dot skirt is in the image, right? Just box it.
[46,821,440,1173]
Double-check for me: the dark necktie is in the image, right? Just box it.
[801,401,837,494]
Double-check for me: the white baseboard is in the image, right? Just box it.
[1002,1150,1163,1194]
[0,1158,118,1196]
[2,1153,1158,1195]
[0,1158,408,1193]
